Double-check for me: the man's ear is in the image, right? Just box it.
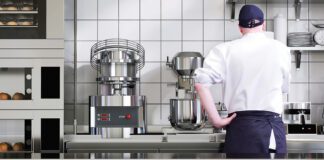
[262,22,266,31]
[239,25,243,34]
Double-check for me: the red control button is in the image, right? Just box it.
[101,117,108,121]
[101,114,109,117]
[125,114,132,120]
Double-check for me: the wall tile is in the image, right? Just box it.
[309,1,324,19]
[210,84,223,103]
[77,41,96,62]
[291,62,308,83]
[267,3,288,19]
[310,63,324,82]
[98,21,119,40]
[65,63,74,83]
[161,105,171,125]
[309,51,324,62]
[65,20,74,40]
[161,0,182,19]
[98,0,118,19]
[161,41,182,60]
[310,105,324,124]
[310,84,324,103]
[64,83,74,103]
[119,0,140,19]
[183,21,203,40]
[141,62,161,82]
[225,3,245,20]
[77,84,98,103]
[161,64,178,83]
[141,84,161,103]
[288,0,308,20]
[141,21,161,40]
[146,105,162,125]
[77,0,97,19]
[65,41,74,62]
[183,0,203,19]
[65,0,74,19]
[119,21,140,40]
[204,0,224,19]
[287,20,309,32]
[288,83,309,102]
[77,63,97,82]
[140,41,161,62]
[77,21,97,40]
[162,21,182,40]
[141,0,160,19]
[161,83,176,104]
[204,21,225,41]
[225,20,242,40]
[183,41,203,53]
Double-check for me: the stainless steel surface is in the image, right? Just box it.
[167,52,203,77]
[90,39,145,72]
[169,99,206,130]
[64,134,324,154]
[283,102,311,124]
[89,39,146,138]
[89,95,145,107]
[166,52,205,131]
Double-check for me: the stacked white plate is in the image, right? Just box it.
[287,32,314,47]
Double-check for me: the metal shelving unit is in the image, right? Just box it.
[0,11,38,14]
[289,46,324,51]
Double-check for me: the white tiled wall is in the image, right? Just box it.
[64,0,324,132]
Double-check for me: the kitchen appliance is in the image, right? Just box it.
[166,52,206,131]
[283,102,317,134]
[89,39,146,138]
[0,0,64,153]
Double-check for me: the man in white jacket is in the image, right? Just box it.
[195,4,291,155]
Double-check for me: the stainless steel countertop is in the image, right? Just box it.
[64,134,324,153]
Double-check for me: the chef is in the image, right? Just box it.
[194,5,291,155]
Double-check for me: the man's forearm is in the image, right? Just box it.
[195,83,222,127]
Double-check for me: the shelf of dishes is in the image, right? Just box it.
[0,11,37,14]
[0,0,35,11]
[0,14,37,26]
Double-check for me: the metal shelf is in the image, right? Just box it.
[289,46,324,51]
[0,11,38,14]
[0,25,38,28]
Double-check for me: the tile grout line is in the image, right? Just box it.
[160,0,163,120]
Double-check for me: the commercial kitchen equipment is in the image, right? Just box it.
[283,102,317,134]
[0,0,64,153]
[89,39,146,138]
[166,52,206,131]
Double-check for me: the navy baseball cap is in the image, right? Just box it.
[239,5,264,28]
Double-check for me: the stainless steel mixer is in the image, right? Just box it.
[89,39,146,138]
[166,52,206,130]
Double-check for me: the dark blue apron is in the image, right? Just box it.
[224,111,287,157]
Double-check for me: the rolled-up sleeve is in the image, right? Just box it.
[281,48,291,93]
[194,47,226,85]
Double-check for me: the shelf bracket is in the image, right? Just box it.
[294,0,303,21]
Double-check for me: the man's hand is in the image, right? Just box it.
[212,113,236,128]
[195,83,236,128]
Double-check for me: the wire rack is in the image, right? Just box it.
[90,39,145,71]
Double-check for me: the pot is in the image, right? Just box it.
[169,99,206,130]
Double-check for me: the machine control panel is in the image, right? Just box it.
[95,107,141,128]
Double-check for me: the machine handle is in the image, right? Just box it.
[166,56,173,68]
[301,114,306,126]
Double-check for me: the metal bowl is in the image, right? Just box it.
[169,99,206,130]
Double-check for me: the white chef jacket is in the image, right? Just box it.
[195,32,291,115]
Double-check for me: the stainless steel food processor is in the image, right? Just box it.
[89,39,146,138]
[166,52,206,130]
